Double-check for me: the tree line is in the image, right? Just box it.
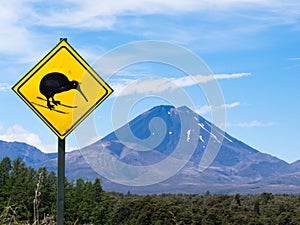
[0,157,300,224]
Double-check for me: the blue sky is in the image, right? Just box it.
[0,0,299,163]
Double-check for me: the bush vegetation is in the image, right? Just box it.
[0,157,300,224]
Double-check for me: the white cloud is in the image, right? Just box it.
[0,0,299,64]
[28,0,300,29]
[0,83,11,92]
[2,1,298,35]
[111,73,250,97]
[288,58,300,61]
[1,0,299,58]
[196,105,212,115]
[225,102,241,108]
[0,1,34,54]
[196,102,241,114]
[230,120,275,127]
[173,73,250,87]
[0,124,56,153]
[112,77,171,97]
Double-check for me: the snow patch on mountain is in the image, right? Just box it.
[199,135,205,143]
[210,133,221,143]
[186,129,191,142]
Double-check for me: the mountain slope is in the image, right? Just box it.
[0,140,56,166]
[79,105,298,193]
[0,105,299,194]
[97,106,291,179]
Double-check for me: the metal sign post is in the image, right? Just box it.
[12,38,113,224]
[57,138,65,225]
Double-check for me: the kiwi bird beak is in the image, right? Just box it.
[77,85,88,102]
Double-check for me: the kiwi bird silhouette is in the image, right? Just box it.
[39,72,88,110]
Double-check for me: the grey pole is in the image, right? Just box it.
[57,138,65,225]
[57,38,67,225]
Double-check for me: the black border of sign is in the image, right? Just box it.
[14,40,113,139]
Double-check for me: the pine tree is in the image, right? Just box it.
[0,157,12,208]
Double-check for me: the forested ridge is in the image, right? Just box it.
[1,157,300,225]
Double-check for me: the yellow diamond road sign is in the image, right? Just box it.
[12,39,113,139]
